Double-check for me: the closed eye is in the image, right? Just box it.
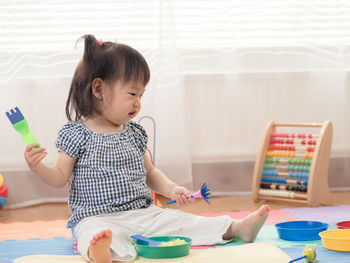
[129,93,136,96]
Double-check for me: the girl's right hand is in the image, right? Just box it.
[24,143,47,171]
[169,185,194,206]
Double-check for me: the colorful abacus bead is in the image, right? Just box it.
[265,158,273,163]
[308,140,316,145]
[295,166,310,172]
[270,138,284,144]
[295,159,312,165]
[262,177,287,184]
[262,170,279,176]
[286,165,293,171]
[264,164,275,170]
[295,173,309,179]
[285,139,294,144]
[304,153,314,159]
[297,133,306,139]
[289,172,309,178]
[297,180,308,185]
[307,147,315,152]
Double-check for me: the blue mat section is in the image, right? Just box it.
[0,237,77,263]
[282,245,350,263]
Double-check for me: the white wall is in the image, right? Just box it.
[184,71,350,163]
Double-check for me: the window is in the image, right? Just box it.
[1,0,349,52]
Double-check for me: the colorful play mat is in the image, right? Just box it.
[1,205,350,262]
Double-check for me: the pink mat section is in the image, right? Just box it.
[0,209,299,242]
[0,220,71,241]
[197,209,300,225]
[191,245,215,249]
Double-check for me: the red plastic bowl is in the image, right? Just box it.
[336,221,350,229]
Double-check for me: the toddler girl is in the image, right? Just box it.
[24,34,269,263]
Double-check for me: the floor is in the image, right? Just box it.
[1,191,349,223]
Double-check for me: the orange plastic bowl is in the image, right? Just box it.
[336,221,350,229]
[319,229,350,252]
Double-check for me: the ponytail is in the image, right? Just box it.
[80,34,103,67]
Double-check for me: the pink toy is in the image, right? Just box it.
[0,174,8,210]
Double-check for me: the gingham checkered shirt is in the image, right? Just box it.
[55,121,153,228]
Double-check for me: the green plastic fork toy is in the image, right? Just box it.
[5,106,39,147]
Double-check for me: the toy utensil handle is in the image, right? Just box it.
[130,235,151,244]
[22,131,39,146]
[165,194,194,205]
[22,131,40,149]
[130,235,162,246]
[289,255,306,263]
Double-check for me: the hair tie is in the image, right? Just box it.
[97,40,103,46]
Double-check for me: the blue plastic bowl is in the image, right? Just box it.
[275,220,328,241]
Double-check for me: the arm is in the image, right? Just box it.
[24,143,76,187]
[144,153,193,205]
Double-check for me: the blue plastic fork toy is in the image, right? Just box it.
[5,106,39,147]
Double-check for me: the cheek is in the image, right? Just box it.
[101,97,114,111]
[113,97,131,111]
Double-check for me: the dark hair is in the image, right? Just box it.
[66,34,150,121]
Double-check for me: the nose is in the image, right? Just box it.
[133,97,141,107]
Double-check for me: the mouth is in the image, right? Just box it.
[128,111,136,117]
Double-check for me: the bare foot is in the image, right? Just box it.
[88,229,112,263]
[223,205,270,242]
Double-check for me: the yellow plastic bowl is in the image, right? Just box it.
[319,229,350,252]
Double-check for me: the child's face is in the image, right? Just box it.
[101,80,145,126]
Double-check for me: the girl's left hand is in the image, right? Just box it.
[169,186,194,206]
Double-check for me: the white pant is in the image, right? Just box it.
[73,205,234,262]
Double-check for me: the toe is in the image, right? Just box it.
[105,229,112,237]
[258,205,269,216]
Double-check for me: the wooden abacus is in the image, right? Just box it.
[252,121,333,207]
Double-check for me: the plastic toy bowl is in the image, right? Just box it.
[275,221,328,241]
[336,221,350,229]
[133,236,192,259]
[319,229,350,251]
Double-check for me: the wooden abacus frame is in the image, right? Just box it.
[252,121,333,207]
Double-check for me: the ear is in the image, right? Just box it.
[91,78,106,99]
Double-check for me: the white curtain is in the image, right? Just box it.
[0,0,194,190]
[1,0,350,207]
